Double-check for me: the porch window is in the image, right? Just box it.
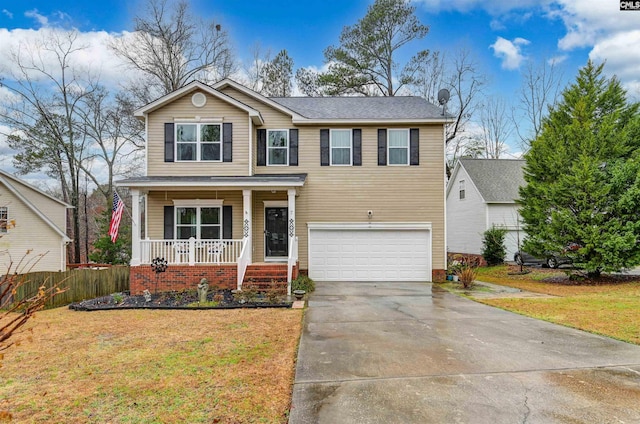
[176,206,221,239]
[388,129,409,165]
[0,207,7,233]
[267,129,288,165]
[176,123,222,161]
[330,129,352,165]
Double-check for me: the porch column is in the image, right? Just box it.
[242,189,253,263]
[287,189,296,242]
[130,189,141,266]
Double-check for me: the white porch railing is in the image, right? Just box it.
[287,236,299,296]
[236,238,251,291]
[140,238,244,265]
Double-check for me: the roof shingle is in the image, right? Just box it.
[460,158,526,203]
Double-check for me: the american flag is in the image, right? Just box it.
[108,191,125,243]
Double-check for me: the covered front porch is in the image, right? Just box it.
[118,174,306,294]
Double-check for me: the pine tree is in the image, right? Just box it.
[519,61,640,277]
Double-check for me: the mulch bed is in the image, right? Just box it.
[69,289,292,311]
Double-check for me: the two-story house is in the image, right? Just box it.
[117,79,447,294]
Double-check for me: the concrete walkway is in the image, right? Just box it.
[289,282,640,423]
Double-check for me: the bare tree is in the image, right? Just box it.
[414,49,486,172]
[514,59,563,149]
[0,30,97,263]
[242,43,271,93]
[110,0,236,102]
[479,96,512,159]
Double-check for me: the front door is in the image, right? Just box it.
[265,207,288,259]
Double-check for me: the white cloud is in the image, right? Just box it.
[416,0,543,15]
[589,29,640,94]
[24,9,48,27]
[0,28,140,91]
[547,55,567,66]
[490,36,530,70]
[2,9,13,19]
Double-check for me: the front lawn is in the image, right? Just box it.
[0,307,303,423]
[473,265,640,345]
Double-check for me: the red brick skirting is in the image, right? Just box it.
[432,269,446,282]
[129,265,237,295]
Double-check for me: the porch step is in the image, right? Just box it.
[242,264,288,293]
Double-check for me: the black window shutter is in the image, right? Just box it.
[257,129,266,166]
[164,206,174,239]
[410,128,419,166]
[223,206,232,239]
[320,129,330,166]
[378,129,387,166]
[164,123,175,162]
[352,129,362,166]
[289,129,298,166]
[223,123,233,162]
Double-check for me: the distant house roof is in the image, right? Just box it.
[270,96,445,121]
[456,158,526,203]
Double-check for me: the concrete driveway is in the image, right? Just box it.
[289,282,640,423]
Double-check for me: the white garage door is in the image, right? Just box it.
[308,224,431,281]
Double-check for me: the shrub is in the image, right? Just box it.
[292,275,315,293]
[482,226,508,266]
[456,266,477,289]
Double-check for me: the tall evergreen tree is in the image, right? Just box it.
[519,61,640,277]
[261,49,294,97]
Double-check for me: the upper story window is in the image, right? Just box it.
[0,207,7,233]
[330,129,352,166]
[459,180,466,200]
[267,129,289,166]
[176,206,221,239]
[176,123,221,162]
[388,129,409,165]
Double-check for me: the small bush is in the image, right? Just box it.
[292,275,315,293]
[482,226,508,266]
[456,267,477,289]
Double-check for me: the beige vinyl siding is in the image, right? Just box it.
[7,178,68,231]
[0,185,66,272]
[146,90,251,176]
[146,190,243,240]
[286,125,445,272]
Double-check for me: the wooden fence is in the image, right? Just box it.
[9,266,130,309]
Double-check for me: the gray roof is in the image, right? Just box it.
[270,96,445,120]
[117,174,307,186]
[460,159,526,203]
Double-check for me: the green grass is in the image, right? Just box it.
[470,265,640,344]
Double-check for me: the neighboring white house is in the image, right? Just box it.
[0,170,72,272]
[446,158,526,260]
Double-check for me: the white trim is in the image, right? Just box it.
[211,79,306,121]
[117,180,306,189]
[0,175,71,242]
[329,129,353,166]
[134,81,264,125]
[174,122,222,162]
[0,170,72,208]
[307,222,432,230]
[387,128,410,166]
[173,199,224,207]
[191,92,207,107]
[266,129,289,166]
[264,204,289,261]
[172,117,223,123]
[248,116,253,176]
[292,118,448,125]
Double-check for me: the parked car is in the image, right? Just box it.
[513,250,573,269]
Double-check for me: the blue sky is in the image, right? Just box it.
[0,0,639,168]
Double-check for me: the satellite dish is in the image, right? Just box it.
[437,88,450,105]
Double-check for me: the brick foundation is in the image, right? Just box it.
[432,269,446,282]
[129,265,237,295]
